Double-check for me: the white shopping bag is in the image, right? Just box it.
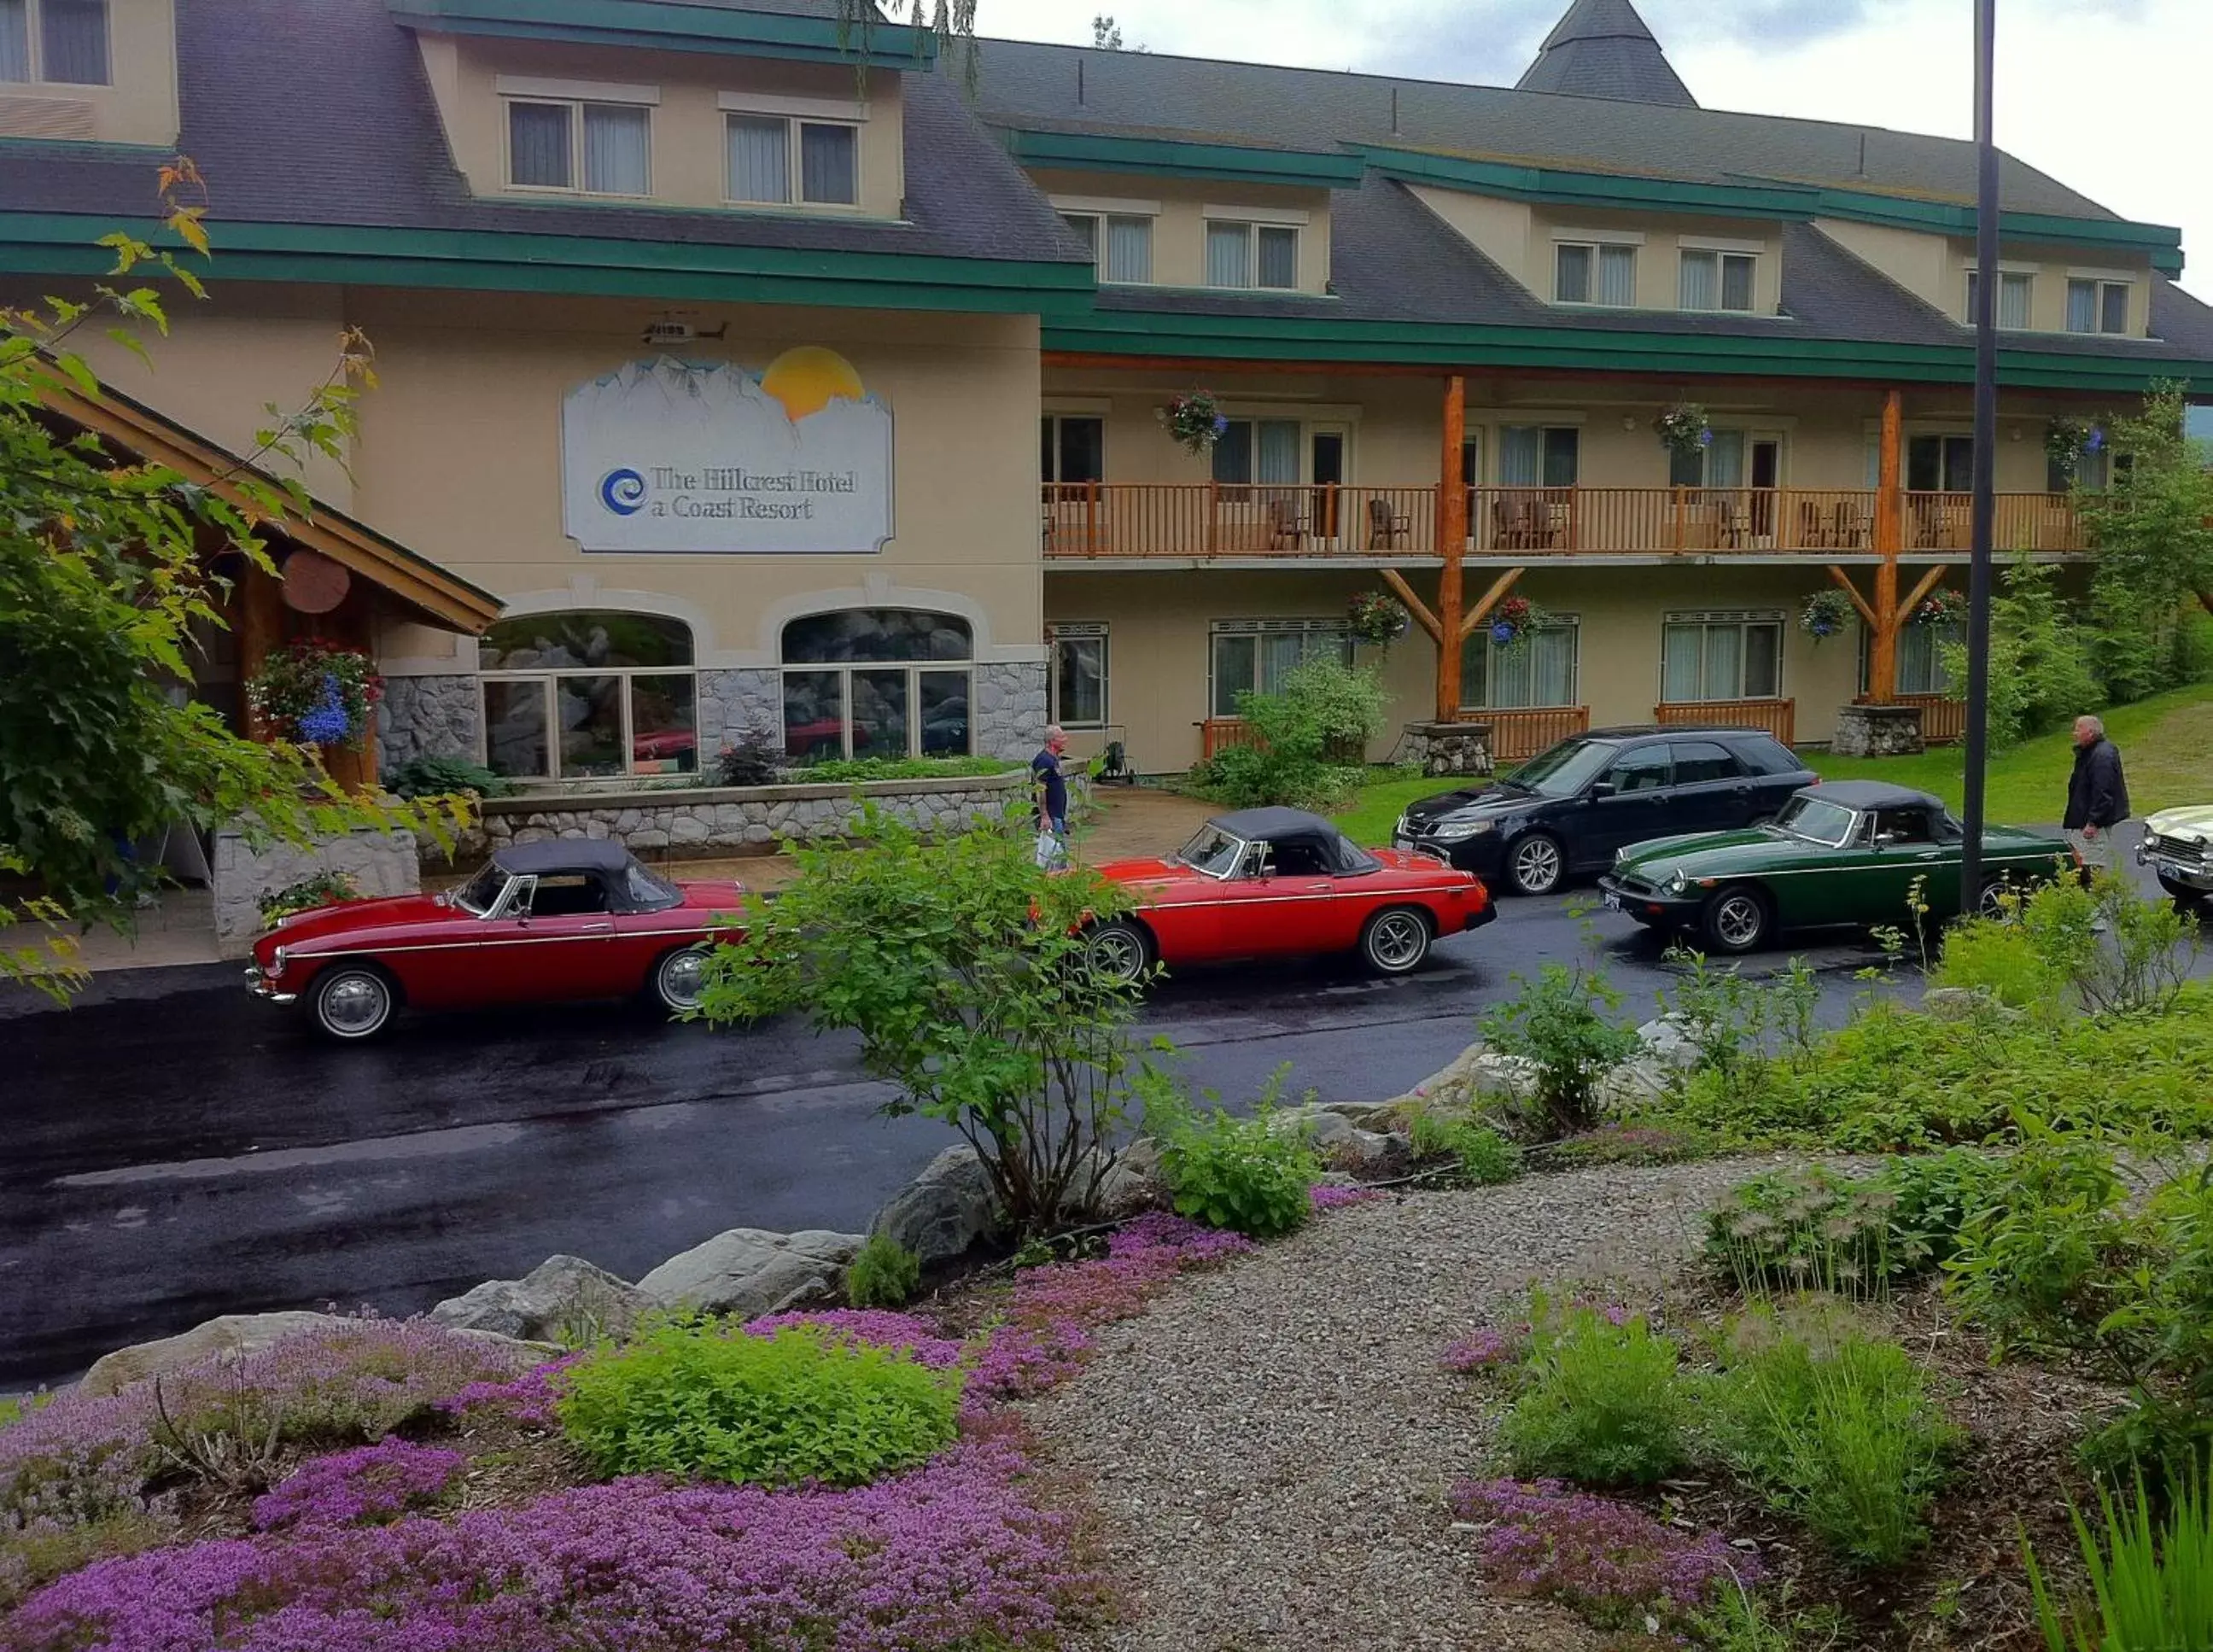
[1034,829,1067,870]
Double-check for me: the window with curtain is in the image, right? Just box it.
[3,0,105,84]
[2047,445,2111,493]
[721,114,856,207]
[1499,425,1580,487]
[1556,242,1635,306]
[506,98,651,195]
[799,122,856,204]
[1051,623,1109,728]
[479,610,698,781]
[1661,613,1784,703]
[1104,215,1152,283]
[779,610,974,762]
[582,104,650,195]
[2067,277,2130,336]
[1041,415,1104,483]
[1860,622,1959,698]
[1966,270,2033,329]
[1679,249,1755,312]
[1461,619,1579,709]
[727,114,790,203]
[1204,220,1299,289]
[1210,622,1352,717]
[508,101,573,189]
[1668,428,1746,489]
[1211,418,1302,487]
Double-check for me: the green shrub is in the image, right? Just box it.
[1703,1155,2000,1298]
[556,1319,961,1490]
[2017,871,2201,1019]
[386,755,517,800]
[1409,1111,1522,1185]
[1189,657,1386,809]
[2029,1470,2213,1652]
[1932,914,2064,1010]
[257,872,360,924]
[844,1233,923,1309]
[1708,1309,1959,1568]
[1938,557,2103,748]
[785,756,1015,784]
[1148,1089,1320,1240]
[1500,1296,1691,1486]
[1477,961,1640,1134]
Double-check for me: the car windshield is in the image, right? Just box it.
[1774,794,1859,849]
[1504,739,1619,799]
[1174,825,1251,878]
[450,863,510,916]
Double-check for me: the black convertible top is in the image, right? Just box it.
[1796,780,1948,814]
[1207,808,1381,874]
[492,839,636,877]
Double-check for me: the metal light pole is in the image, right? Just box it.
[1959,0,2000,916]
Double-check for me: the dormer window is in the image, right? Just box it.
[1965,269,2033,330]
[1204,215,1300,291]
[1679,248,1757,313]
[721,96,863,207]
[1057,207,1153,284]
[2066,277,2130,336]
[502,83,654,196]
[0,0,109,86]
[1555,239,1636,307]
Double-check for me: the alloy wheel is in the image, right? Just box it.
[1509,836,1563,896]
[1708,891,1766,952]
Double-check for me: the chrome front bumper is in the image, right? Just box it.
[2138,838,2213,890]
[245,966,297,1006]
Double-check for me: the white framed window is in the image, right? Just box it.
[1661,610,1784,703]
[1051,622,1110,729]
[725,111,858,206]
[1965,269,2034,330]
[1210,417,1303,487]
[505,97,652,196]
[1209,620,1352,717]
[1462,616,1579,710]
[1679,249,1756,312]
[480,610,697,781]
[2066,277,2130,336]
[0,0,108,86]
[1555,242,1637,306]
[780,610,974,762]
[1204,219,1299,290]
[1061,211,1153,283]
[1860,623,1958,698]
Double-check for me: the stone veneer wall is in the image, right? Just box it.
[974,662,1048,762]
[378,675,484,782]
[693,668,783,760]
[459,772,1032,861]
[211,826,420,954]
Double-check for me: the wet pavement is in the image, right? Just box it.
[2,881,1942,1391]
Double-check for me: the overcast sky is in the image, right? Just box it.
[977,0,2212,304]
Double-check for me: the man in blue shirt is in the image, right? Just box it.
[1031,725,1070,868]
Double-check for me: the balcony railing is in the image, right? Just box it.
[1041,484,2088,561]
[1655,698,1798,744]
[1466,706,1592,763]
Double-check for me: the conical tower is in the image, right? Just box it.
[1515,0,1697,108]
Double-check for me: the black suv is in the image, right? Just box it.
[1393,727,1819,896]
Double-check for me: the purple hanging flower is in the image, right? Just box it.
[295,675,356,746]
[1491,621,1515,645]
[2084,427,2105,452]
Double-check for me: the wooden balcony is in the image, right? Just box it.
[1042,484,2088,562]
[1655,698,1797,744]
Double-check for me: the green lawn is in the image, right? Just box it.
[1330,680,2213,846]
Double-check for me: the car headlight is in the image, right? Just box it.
[270,945,290,977]
[1666,872,1691,895]
[1431,817,1498,842]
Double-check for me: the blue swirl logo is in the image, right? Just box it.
[599,468,647,516]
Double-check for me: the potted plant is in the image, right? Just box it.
[2044,415,2104,473]
[1486,594,1549,651]
[1159,390,1229,458]
[1912,587,1967,628]
[1653,403,1714,461]
[244,637,382,749]
[1798,588,1855,642]
[1346,589,1410,646]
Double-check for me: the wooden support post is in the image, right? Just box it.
[1825,565,1879,630]
[1868,389,1905,703]
[1434,374,1468,722]
[1379,567,1442,645]
[1457,566,1527,641]
[237,560,286,743]
[1896,564,1948,634]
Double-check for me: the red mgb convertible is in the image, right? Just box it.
[247,841,744,1041]
[1082,806,1494,984]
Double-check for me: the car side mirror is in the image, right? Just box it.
[1874,832,1899,849]
[1590,780,1617,799]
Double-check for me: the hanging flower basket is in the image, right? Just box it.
[1653,403,1714,460]
[1346,589,1410,646]
[1486,594,1551,652]
[245,638,382,749]
[1799,588,1855,642]
[1158,390,1229,458]
[1912,587,1968,628]
[2044,415,2103,470]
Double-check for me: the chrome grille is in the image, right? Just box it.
[2152,833,2207,867]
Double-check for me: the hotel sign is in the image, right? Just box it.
[561,354,894,554]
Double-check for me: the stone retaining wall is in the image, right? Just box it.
[455,772,1035,863]
[212,826,420,954]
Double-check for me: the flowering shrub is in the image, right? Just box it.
[555,1319,963,1491]
[1158,389,1228,457]
[242,638,382,749]
[10,1434,1095,1652]
[1441,1327,1526,1374]
[252,1439,464,1531]
[1653,403,1714,458]
[1799,587,1856,641]
[1346,589,1410,645]
[2045,415,2104,470]
[1449,1477,1750,1631]
[1487,593,1554,651]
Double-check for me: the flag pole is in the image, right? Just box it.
[1959,0,1999,917]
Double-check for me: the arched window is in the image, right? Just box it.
[780,608,973,762]
[480,610,696,780]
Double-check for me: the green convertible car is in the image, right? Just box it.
[1597,780,2080,954]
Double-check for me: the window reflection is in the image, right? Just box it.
[781,609,972,664]
[779,609,975,761]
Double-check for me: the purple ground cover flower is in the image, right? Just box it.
[12,1434,1097,1652]
[1309,1183,1381,1211]
[1448,1477,1751,1628]
[1441,1328,1526,1374]
[253,1439,464,1531]
[436,1352,588,1429]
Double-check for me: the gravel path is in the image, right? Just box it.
[1027,1161,1779,1652]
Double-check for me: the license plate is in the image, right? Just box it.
[1602,891,1622,912]
[1393,834,1413,851]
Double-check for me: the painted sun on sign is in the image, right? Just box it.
[560,353,895,556]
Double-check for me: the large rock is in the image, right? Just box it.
[639,1229,865,1318]
[870,1146,1001,1266]
[1094,1137,1164,1217]
[79,1311,542,1398]
[1596,1055,1671,1112]
[430,1255,655,1344]
[1634,1017,1703,1071]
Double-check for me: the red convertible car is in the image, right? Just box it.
[247,841,745,1041]
[1083,807,1494,984]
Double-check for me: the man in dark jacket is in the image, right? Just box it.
[2063,715,2130,874]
